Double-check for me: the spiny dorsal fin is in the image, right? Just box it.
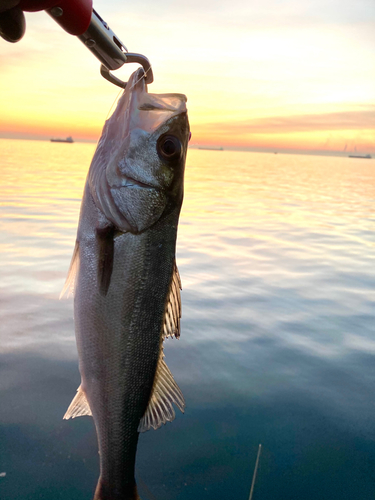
[138,263,184,431]
[63,385,92,420]
[138,349,185,432]
[163,263,182,340]
[60,240,80,299]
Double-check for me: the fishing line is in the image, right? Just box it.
[129,64,153,91]
[105,86,123,121]
[248,444,262,500]
[104,64,153,120]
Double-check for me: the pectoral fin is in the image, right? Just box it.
[96,225,115,296]
[138,350,185,432]
[63,385,92,420]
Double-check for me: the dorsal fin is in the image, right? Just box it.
[63,385,92,419]
[60,241,80,299]
[163,263,182,339]
[138,349,185,432]
[138,264,184,432]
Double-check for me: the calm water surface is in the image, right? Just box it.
[0,139,374,499]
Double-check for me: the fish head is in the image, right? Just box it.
[89,68,190,233]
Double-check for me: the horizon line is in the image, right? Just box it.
[1,136,373,159]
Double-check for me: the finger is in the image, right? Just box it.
[0,1,20,14]
[0,6,25,42]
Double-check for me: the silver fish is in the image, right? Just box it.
[61,68,190,500]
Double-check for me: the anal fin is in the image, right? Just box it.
[63,385,92,420]
[138,350,185,432]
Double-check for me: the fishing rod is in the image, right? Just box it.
[1,0,153,88]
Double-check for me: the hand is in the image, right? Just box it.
[0,0,26,42]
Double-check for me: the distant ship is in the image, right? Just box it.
[348,154,371,159]
[50,136,74,143]
[198,146,224,151]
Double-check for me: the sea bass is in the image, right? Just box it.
[62,68,190,500]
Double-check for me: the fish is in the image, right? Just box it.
[61,68,190,500]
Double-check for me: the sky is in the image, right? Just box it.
[0,0,374,153]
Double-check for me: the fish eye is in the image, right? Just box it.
[157,135,182,160]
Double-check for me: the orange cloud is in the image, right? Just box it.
[189,108,375,151]
[195,108,375,135]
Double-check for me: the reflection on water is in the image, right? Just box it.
[0,139,375,499]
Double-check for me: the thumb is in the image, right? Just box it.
[0,6,26,43]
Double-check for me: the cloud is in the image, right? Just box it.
[107,0,375,25]
[195,108,375,135]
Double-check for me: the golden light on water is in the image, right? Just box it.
[3,139,373,273]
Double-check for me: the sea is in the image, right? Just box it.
[0,138,374,500]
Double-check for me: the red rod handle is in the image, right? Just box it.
[19,0,92,35]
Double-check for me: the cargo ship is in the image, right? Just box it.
[50,136,74,143]
[348,154,371,159]
[198,146,224,151]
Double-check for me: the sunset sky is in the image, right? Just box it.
[0,0,374,153]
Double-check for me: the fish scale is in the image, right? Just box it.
[62,68,189,500]
[89,216,178,496]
